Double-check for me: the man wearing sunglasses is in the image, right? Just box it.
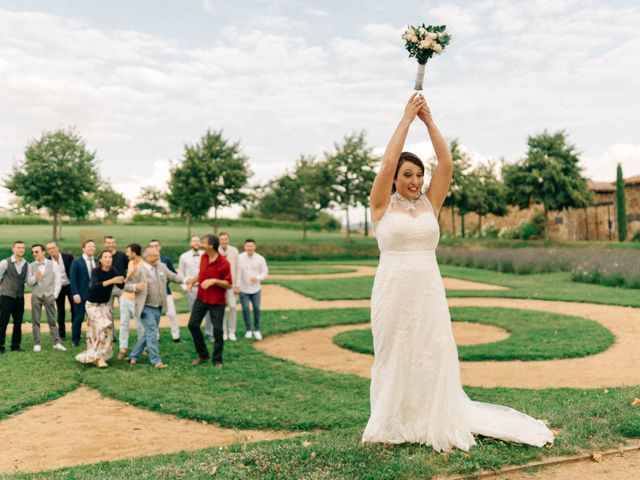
[27,244,66,352]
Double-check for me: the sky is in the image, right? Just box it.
[1,0,639,215]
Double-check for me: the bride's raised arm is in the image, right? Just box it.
[418,103,453,218]
[370,93,425,222]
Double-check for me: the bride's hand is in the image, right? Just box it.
[417,102,433,126]
[402,93,426,123]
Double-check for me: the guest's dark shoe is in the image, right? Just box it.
[0,347,5,354]
[191,357,207,366]
[172,338,181,343]
[72,342,80,347]
[214,362,223,369]
[10,347,24,352]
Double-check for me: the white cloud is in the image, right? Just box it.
[0,1,639,213]
[305,8,329,18]
[202,0,214,12]
[111,159,172,200]
[583,144,640,182]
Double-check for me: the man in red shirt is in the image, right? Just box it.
[185,234,232,368]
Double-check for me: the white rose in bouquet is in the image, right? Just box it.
[427,32,438,41]
[419,39,434,50]
[432,43,443,53]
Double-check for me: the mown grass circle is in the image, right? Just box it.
[333,307,615,361]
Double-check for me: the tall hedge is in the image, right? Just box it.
[616,163,628,241]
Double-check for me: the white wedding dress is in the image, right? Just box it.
[362,193,554,452]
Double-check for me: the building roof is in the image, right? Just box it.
[588,180,615,192]
[625,175,640,185]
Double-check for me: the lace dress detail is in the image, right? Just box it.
[363,194,554,451]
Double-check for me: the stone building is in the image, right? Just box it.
[437,174,640,241]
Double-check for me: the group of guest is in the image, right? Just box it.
[0,233,268,370]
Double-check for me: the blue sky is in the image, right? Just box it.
[1,0,638,209]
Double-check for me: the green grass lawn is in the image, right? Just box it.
[271,265,640,307]
[334,307,615,361]
[2,261,640,479]
[0,305,639,479]
[268,263,357,275]
[1,224,377,251]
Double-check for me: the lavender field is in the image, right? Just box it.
[437,247,640,289]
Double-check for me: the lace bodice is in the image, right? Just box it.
[373,194,440,252]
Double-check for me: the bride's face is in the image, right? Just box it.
[394,162,424,199]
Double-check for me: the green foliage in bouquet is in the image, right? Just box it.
[402,24,451,65]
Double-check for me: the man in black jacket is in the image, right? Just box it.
[46,241,74,341]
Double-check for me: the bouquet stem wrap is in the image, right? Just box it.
[414,63,426,91]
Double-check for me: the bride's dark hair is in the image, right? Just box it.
[392,152,425,193]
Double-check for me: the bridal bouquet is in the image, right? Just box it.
[402,24,451,90]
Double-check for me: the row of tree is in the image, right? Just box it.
[5,126,627,242]
[4,128,378,241]
[442,131,594,240]
[250,133,376,239]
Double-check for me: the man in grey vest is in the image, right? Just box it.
[27,244,67,352]
[0,241,28,353]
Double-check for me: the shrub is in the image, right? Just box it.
[481,222,498,239]
[498,226,519,239]
[0,215,49,225]
[437,246,639,288]
[632,231,640,242]
[518,219,540,240]
[570,251,640,289]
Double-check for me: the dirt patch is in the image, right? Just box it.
[270,266,508,291]
[0,386,295,474]
[255,322,509,380]
[269,265,378,280]
[490,446,640,480]
[254,297,640,388]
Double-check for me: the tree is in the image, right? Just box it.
[503,130,592,240]
[135,186,167,215]
[326,132,377,239]
[5,127,99,241]
[190,130,251,234]
[466,161,508,236]
[428,139,472,237]
[615,163,628,241]
[94,183,128,223]
[258,156,333,239]
[355,155,377,237]
[166,149,213,239]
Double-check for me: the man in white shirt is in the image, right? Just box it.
[237,239,268,340]
[178,235,211,339]
[27,244,66,352]
[218,232,239,341]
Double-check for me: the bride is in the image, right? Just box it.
[362,93,554,452]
